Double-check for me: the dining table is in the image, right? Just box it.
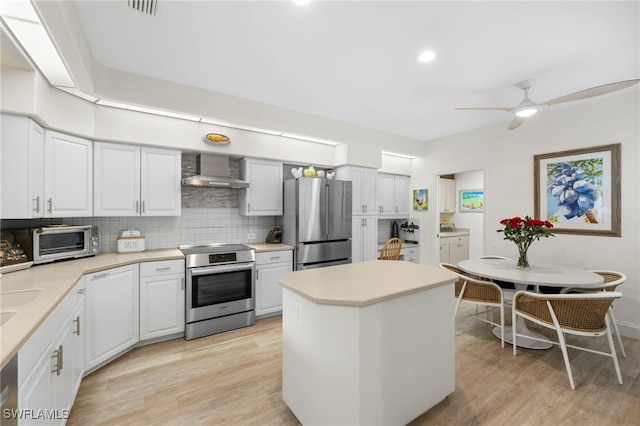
[457,258,604,349]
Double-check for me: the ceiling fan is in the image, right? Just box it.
[455,79,640,130]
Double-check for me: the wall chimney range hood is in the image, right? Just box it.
[182,154,249,188]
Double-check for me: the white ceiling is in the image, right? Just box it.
[23,1,640,141]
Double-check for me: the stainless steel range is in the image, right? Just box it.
[180,243,256,340]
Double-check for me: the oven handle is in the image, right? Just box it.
[189,262,255,276]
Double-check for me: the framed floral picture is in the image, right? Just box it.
[534,143,621,236]
[413,189,427,210]
[459,189,484,213]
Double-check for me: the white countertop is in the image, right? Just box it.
[279,260,456,307]
[439,231,469,237]
[0,249,184,369]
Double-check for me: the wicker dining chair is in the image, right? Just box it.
[512,290,623,390]
[379,237,402,260]
[439,262,506,347]
[560,270,627,357]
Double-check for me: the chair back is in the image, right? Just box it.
[513,291,622,333]
[379,237,402,260]
[590,270,626,292]
[439,263,502,304]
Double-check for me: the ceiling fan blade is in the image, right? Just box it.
[454,107,513,111]
[541,79,640,107]
[508,116,526,130]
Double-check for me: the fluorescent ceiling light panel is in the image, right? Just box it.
[200,118,282,136]
[0,0,74,87]
[381,150,417,159]
[96,100,200,121]
[280,133,341,146]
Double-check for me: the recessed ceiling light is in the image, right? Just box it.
[417,50,436,63]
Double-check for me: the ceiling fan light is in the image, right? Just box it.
[515,108,537,118]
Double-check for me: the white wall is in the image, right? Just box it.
[411,88,640,338]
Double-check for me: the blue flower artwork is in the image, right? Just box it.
[546,158,603,224]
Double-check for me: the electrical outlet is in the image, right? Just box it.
[491,239,497,248]
[247,233,256,240]
[295,303,302,325]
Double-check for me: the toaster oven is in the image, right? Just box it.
[12,225,99,264]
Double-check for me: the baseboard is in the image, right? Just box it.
[617,321,640,340]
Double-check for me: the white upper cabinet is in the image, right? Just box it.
[439,178,456,213]
[239,158,283,216]
[140,147,182,216]
[44,130,93,217]
[1,114,45,219]
[94,143,181,216]
[335,166,378,215]
[378,173,410,217]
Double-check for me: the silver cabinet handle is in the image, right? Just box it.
[47,198,53,213]
[33,196,40,213]
[136,200,139,213]
[155,267,171,272]
[248,203,251,213]
[51,345,63,375]
[73,315,81,336]
[181,277,185,291]
[270,256,281,260]
[77,288,85,294]
[142,201,146,213]
[92,272,110,279]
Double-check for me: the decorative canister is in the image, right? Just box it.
[117,228,145,253]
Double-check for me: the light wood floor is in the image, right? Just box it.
[68,305,640,425]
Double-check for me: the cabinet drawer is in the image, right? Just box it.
[140,259,185,277]
[256,250,293,265]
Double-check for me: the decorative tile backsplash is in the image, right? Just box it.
[1,209,277,253]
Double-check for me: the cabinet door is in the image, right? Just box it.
[44,130,93,217]
[141,147,182,216]
[18,342,53,421]
[239,158,283,216]
[352,217,378,262]
[140,273,185,340]
[439,178,456,213]
[94,142,141,216]
[439,239,450,263]
[1,114,45,218]
[85,264,139,371]
[256,262,291,317]
[394,176,409,216]
[50,312,75,417]
[69,299,85,397]
[361,168,378,214]
[378,174,395,216]
[449,236,469,264]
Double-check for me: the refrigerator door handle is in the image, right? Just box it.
[325,183,330,239]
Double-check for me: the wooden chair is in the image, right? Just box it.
[379,237,402,260]
[560,270,627,357]
[439,262,506,347]
[512,290,623,390]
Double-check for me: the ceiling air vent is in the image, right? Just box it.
[126,0,157,16]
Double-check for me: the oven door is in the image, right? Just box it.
[186,261,255,323]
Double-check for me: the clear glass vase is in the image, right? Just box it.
[516,246,530,270]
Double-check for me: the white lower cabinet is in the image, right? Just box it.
[440,235,469,264]
[352,217,378,262]
[139,260,185,340]
[255,250,293,318]
[85,264,139,371]
[402,246,419,263]
[18,280,85,424]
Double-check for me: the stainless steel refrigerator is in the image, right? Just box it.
[283,178,352,270]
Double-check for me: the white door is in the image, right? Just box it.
[85,264,139,371]
[140,274,185,340]
[44,130,93,217]
[141,147,182,216]
[94,142,141,216]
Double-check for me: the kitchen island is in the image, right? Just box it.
[279,260,457,426]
